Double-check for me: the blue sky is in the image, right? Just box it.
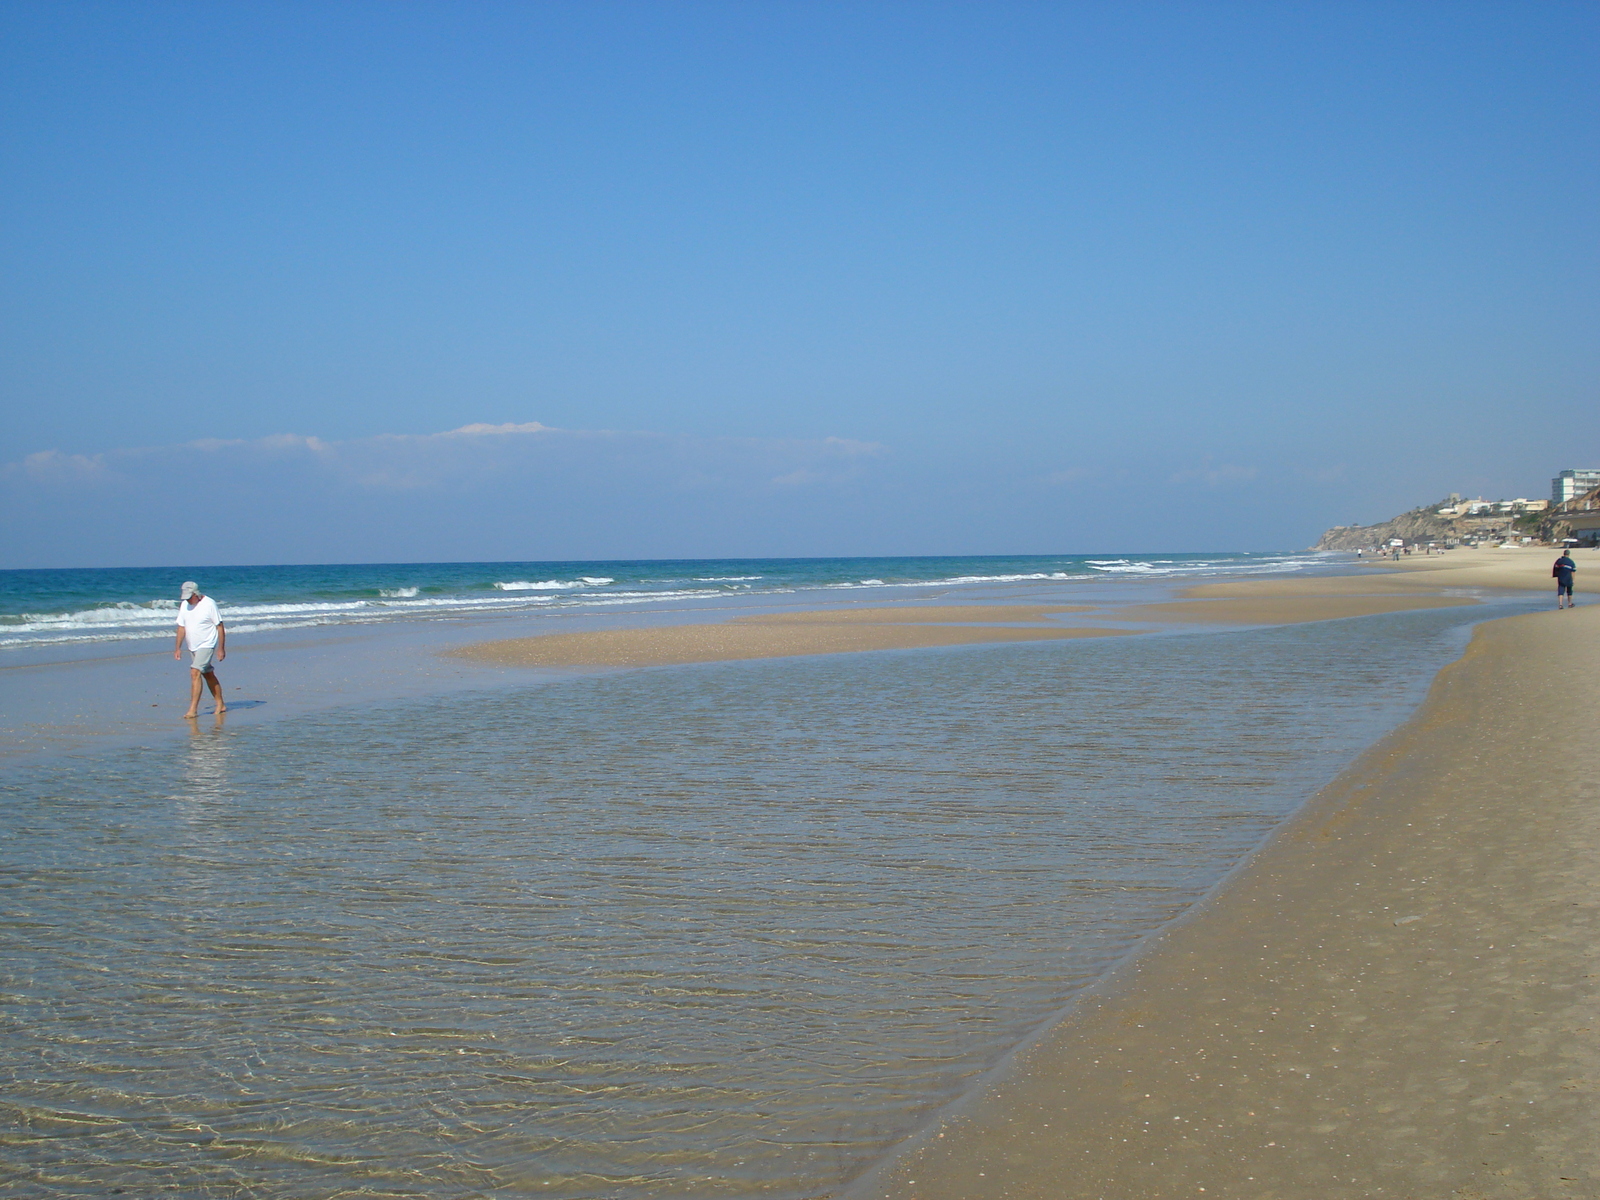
[2,1,1595,567]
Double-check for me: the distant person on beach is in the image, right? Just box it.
[1552,552,1577,609]
[173,581,226,717]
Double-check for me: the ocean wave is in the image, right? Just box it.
[1085,557,1312,578]
[1087,560,1164,573]
[12,602,173,627]
[934,571,1081,584]
[574,588,725,603]
[494,577,614,591]
[379,587,419,598]
[3,593,537,638]
[6,597,374,634]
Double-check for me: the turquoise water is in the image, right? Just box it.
[0,552,1329,651]
[0,605,1491,1198]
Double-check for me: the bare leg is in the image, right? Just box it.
[204,669,225,713]
[185,669,203,718]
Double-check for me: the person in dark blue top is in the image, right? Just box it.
[1552,551,1577,609]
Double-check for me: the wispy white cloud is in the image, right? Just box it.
[183,438,246,453]
[0,420,904,565]
[2,449,111,483]
[2,422,886,495]
[0,423,1332,568]
[446,421,552,436]
[259,433,333,454]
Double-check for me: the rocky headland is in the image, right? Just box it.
[1315,497,1546,551]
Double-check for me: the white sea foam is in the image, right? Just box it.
[1087,560,1164,573]
[380,587,419,598]
[934,572,1080,584]
[494,577,614,591]
[1084,557,1312,578]
[574,588,724,603]
[695,575,764,582]
[0,593,547,648]
[18,602,172,627]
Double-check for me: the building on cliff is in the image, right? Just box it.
[1319,478,1598,552]
[1550,483,1600,547]
[1552,469,1600,505]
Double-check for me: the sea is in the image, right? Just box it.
[2,552,1327,652]
[0,553,1533,1197]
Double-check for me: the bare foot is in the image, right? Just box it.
[183,711,198,719]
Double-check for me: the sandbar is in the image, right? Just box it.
[451,605,1127,669]
[740,605,1093,624]
[848,604,1600,1199]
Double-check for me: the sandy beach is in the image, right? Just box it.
[846,600,1599,1199]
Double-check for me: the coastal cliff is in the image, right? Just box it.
[1314,501,1464,551]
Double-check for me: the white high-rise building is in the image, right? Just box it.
[1552,469,1600,506]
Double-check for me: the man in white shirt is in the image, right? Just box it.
[173,581,226,718]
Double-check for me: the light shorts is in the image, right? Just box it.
[190,645,218,673]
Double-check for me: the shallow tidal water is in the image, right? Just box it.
[1,608,1491,1198]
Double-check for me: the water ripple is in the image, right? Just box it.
[1,609,1480,1197]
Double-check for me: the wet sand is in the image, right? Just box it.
[450,605,1130,668]
[848,604,1600,1200]
[1111,592,1473,626]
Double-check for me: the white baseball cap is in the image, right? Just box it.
[180,581,198,599]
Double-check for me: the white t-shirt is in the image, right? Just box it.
[176,595,223,650]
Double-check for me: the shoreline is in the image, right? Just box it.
[447,547,1567,668]
[845,601,1600,1199]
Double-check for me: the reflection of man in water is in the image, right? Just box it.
[1553,551,1577,610]
[173,581,226,718]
